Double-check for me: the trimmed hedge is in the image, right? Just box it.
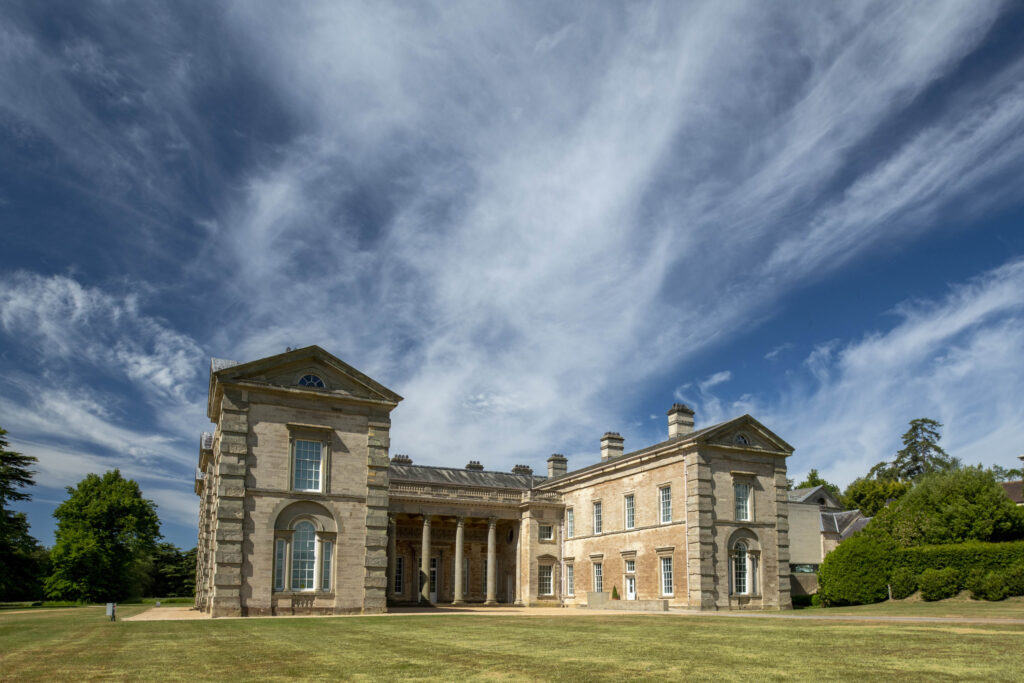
[889,566,917,600]
[919,567,959,601]
[892,540,1024,577]
[818,533,895,606]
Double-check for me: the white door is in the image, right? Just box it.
[429,557,438,602]
[626,575,637,600]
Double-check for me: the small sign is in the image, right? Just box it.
[106,603,116,621]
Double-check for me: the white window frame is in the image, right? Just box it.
[539,524,553,541]
[735,483,751,521]
[660,486,672,524]
[624,558,635,574]
[290,521,318,591]
[538,565,553,596]
[565,564,574,596]
[593,562,603,593]
[321,540,333,591]
[661,556,674,596]
[566,508,574,538]
[593,501,603,534]
[624,494,635,530]
[733,542,748,594]
[395,556,405,595]
[292,439,324,492]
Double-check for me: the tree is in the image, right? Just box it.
[793,469,841,499]
[869,418,959,482]
[45,470,161,602]
[842,477,912,517]
[989,465,1024,482]
[145,543,198,598]
[0,427,47,600]
[869,467,1024,547]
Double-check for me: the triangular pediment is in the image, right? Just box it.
[694,415,794,454]
[209,346,402,416]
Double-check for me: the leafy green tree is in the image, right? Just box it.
[793,468,841,500]
[869,418,959,481]
[842,477,912,517]
[870,467,1024,547]
[0,427,47,600]
[45,470,161,602]
[146,543,197,598]
[989,465,1024,482]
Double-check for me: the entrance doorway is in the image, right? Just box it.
[625,575,637,600]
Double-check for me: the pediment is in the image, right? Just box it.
[209,346,402,413]
[696,415,794,454]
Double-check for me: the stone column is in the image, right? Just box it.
[452,517,465,605]
[420,515,432,603]
[386,515,397,601]
[513,519,524,606]
[485,518,497,605]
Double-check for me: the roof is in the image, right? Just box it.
[788,485,843,509]
[537,414,793,488]
[389,463,547,490]
[1002,480,1024,505]
[821,509,870,540]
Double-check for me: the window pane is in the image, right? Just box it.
[395,556,404,594]
[734,542,747,594]
[566,565,574,595]
[661,557,673,595]
[735,483,750,521]
[593,502,602,534]
[625,495,634,529]
[660,486,672,523]
[594,563,603,593]
[567,509,574,538]
[294,440,322,491]
[274,539,286,592]
[539,565,553,595]
[291,522,316,591]
[540,525,553,541]
[321,541,332,591]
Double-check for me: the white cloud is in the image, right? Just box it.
[767,259,1024,488]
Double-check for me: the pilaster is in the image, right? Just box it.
[685,450,717,610]
[362,419,391,613]
[210,389,248,618]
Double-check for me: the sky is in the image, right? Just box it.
[2,1,1024,551]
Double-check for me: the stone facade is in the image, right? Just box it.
[195,347,799,616]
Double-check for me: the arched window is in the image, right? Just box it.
[299,374,325,388]
[291,521,317,591]
[734,434,749,446]
[734,541,748,594]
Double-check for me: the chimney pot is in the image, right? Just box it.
[512,464,533,475]
[466,460,484,471]
[391,454,412,465]
[667,403,695,438]
[600,432,625,461]
[546,453,568,478]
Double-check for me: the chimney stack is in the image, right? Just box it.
[600,432,625,461]
[512,464,533,475]
[466,460,484,471]
[668,403,695,439]
[547,453,568,478]
[391,454,412,465]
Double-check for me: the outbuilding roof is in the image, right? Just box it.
[389,462,546,490]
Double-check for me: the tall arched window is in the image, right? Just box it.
[292,521,317,591]
[734,541,748,594]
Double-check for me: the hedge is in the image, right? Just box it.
[889,566,917,600]
[919,567,959,601]
[892,540,1024,577]
[818,533,895,606]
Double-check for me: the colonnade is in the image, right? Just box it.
[386,514,519,605]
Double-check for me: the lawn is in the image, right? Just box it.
[2,605,1023,681]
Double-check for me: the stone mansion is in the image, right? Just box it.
[194,346,846,617]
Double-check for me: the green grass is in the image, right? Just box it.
[1,605,1023,681]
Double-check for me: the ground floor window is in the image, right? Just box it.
[321,540,332,591]
[566,564,574,596]
[660,556,673,596]
[732,541,758,595]
[593,562,603,593]
[274,538,286,592]
[291,521,317,591]
[538,565,553,595]
[790,563,819,574]
[395,556,405,595]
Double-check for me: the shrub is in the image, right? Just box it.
[918,567,959,601]
[791,594,813,608]
[818,532,895,606]
[1003,562,1024,597]
[964,567,987,597]
[611,585,619,600]
[810,593,822,607]
[971,571,1008,602]
[889,566,917,600]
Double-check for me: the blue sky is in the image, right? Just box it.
[3,1,1024,550]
